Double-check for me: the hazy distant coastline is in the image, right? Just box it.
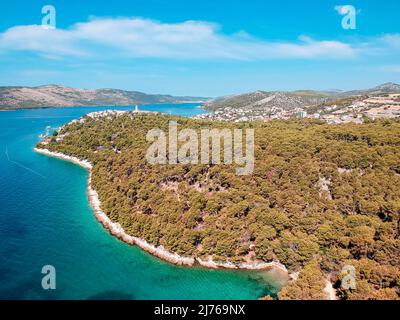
[0,84,210,110]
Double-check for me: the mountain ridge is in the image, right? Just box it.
[0,84,209,110]
[204,82,400,112]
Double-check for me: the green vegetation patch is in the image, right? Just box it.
[39,113,400,300]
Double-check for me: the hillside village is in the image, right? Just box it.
[195,83,400,124]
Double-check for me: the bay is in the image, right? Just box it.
[0,104,286,300]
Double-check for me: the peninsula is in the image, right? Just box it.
[35,111,400,300]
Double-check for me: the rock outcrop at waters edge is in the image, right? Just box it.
[33,147,288,273]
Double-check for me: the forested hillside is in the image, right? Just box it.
[38,113,400,300]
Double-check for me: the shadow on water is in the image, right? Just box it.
[1,274,64,300]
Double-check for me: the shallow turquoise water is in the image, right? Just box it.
[0,104,285,300]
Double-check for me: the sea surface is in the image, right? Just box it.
[0,104,286,300]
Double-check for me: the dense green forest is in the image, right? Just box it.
[38,113,400,300]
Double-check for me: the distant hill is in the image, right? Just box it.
[0,85,209,109]
[204,90,333,112]
[204,82,400,111]
[337,82,400,97]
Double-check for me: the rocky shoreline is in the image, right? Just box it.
[33,147,289,274]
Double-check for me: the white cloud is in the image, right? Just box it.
[382,34,400,48]
[0,25,87,57]
[0,17,358,61]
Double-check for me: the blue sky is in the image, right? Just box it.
[0,0,399,96]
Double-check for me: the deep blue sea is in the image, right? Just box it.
[0,104,285,300]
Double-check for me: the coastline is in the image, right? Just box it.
[0,101,208,112]
[33,147,288,274]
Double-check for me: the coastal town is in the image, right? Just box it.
[38,91,400,146]
[194,92,400,124]
[39,107,153,146]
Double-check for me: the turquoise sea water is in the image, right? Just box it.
[0,104,286,300]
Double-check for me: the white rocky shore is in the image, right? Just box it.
[324,278,338,300]
[33,147,289,274]
[34,148,93,169]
